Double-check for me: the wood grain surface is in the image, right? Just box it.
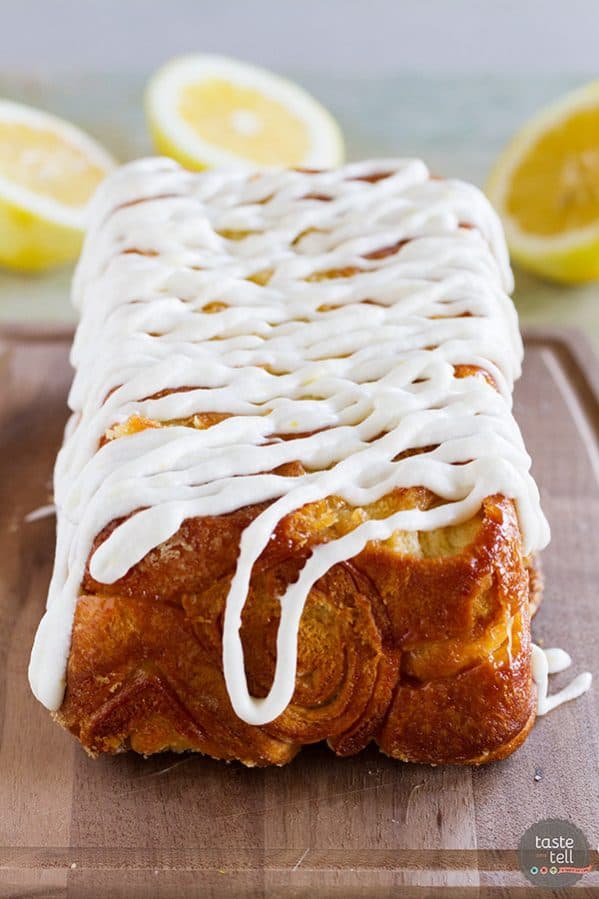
[0,326,597,898]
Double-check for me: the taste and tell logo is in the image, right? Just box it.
[518,818,592,887]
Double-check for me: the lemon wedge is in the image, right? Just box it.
[0,99,115,272]
[145,55,344,171]
[487,81,599,283]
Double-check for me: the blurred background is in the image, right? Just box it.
[1,0,599,340]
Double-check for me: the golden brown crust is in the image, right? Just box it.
[57,487,539,766]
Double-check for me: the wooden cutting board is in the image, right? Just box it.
[0,325,597,898]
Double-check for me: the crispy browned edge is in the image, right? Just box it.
[54,481,541,767]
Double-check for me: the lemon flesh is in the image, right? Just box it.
[178,79,311,166]
[146,55,344,171]
[0,101,114,272]
[0,121,107,207]
[487,81,599,284]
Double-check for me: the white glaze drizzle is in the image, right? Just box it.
[24,503,56,523]
[532,645,592,715]
[29,156,553,725]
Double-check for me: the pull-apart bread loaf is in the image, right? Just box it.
[29,158,550,766]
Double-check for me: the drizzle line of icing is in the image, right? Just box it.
[532,645,592,716]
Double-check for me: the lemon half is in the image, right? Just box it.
[0,99,115,271]
[487,81,599,283]
[145,55,344,171]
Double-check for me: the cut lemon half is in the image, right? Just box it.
[145,55,344,171]
[487,81,599,283]
[0,99,115,271]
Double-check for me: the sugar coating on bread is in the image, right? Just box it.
[30,158,554,752]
